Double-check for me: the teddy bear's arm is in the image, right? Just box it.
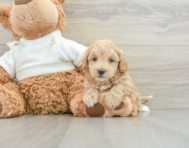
[64,38,87,67]
[0,50,16,80]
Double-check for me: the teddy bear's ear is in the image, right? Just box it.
[0,4,11,30]
[58,0,67,4]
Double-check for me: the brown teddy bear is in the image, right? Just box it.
[69,40,151,117]
[0,0,87,118]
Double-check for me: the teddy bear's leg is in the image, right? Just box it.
[0,67,25,118]
[18,71,81,115]
[69,75,105,117]
[69,76,86,117]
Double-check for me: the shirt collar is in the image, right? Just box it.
[19,30,62,46]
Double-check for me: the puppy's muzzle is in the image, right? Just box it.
[98,69,106,76]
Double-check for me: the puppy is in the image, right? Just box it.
[82,40,151,112]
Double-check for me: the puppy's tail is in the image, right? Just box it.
[140,95,153,104]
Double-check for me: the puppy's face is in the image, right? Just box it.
[88,48,119,81]
[83,40,128,81]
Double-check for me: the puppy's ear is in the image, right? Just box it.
[118,51,128,73]
[58,0,67,4]
[0,4,11,30]
[82,49,90,71]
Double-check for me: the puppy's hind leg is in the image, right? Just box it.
[137,95,153,112]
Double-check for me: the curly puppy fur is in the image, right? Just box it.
[82,40,150,111]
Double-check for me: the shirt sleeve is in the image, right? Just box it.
[65,39,87,67]
[0,49,16,79]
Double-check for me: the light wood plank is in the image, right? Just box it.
[120,45,189,109]
[0,111,189,148]
[1,0,189,45]
[62,0,189,45]
[0,0,12,5]
[138,110,189,136]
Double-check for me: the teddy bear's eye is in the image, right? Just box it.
[109,59,114,63]
[93,58,97,61]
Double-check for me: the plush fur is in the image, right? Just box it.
[0,66,14,84]
[18,70,81,115]
[69,40,150,117]
[0,0,66,40]
[0,0,83,118]
[0,67,25,117]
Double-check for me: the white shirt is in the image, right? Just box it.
[0,30,87,81]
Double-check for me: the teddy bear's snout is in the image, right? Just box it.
[15,0,33,5]
[17,15,25,21]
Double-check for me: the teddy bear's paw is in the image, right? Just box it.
[0,96,24,118]
[114,102,124,110]
[140,105,150,112]
[0,101,14,118]
[105,93,122,109]
[0,101,13,118]
[86,103,105,117]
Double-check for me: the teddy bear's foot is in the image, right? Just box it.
[0,83,24,118]
[0,99,24,118]
[0,101,13,118]
[86,103,105,117]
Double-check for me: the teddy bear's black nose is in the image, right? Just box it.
[98,69,106,75]
[15,0,33,5]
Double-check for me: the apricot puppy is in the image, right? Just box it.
[82,40,151,111]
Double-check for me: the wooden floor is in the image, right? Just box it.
[0,110,188,148]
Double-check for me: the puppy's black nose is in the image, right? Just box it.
[15,0,33,5]
[98,69,106,75]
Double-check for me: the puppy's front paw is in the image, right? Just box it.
[105,93,122,109]
[83,90,99,108]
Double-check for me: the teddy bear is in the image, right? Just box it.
[69,40,151,117]
[0,0,87,118]
[0,0,150,118]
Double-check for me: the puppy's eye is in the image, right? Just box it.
[93,58,97,61]
[109,59,114,63]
